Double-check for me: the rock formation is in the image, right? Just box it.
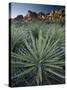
[13,10,65,22]
[14,15,23,21]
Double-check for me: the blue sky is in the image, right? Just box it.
[9,3,65,18]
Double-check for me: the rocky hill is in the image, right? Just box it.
[13,10,65,22]
[14,15,23,21]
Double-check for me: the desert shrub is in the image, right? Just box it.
[11,21,65,87]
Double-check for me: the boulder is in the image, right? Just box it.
[14,15,23,21]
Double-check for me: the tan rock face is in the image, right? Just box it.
[48,10,54,16]
[47,10,65,22]
[14,10,65,22]
[27,11,37,18]
[27,11,33,18]
[24,10,38,21]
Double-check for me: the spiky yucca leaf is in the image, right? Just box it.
[11,23,65,86]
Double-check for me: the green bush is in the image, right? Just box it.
[11,21,65,87]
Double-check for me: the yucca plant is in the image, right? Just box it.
[11,22,65,86]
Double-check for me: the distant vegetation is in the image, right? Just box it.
[10,13,65,87]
